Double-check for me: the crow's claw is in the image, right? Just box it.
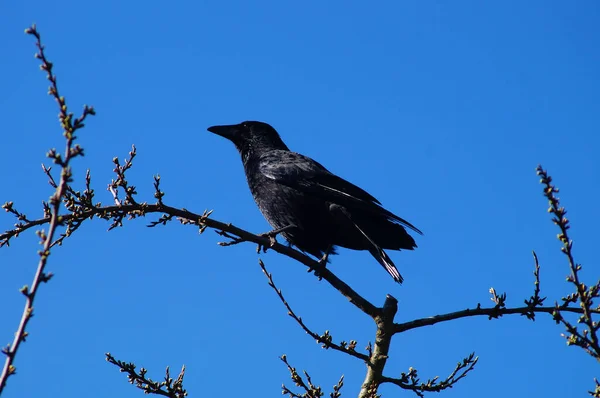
[257,224,297,252]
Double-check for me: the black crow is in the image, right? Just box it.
[207,121,422,283]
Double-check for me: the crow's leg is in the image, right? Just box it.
[318,244,333,266]
[257,224,297,252]
[306,244,332,280]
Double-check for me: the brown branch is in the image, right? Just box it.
[106,353,187,397]
[108,145,138,206]
[358,295,397,398]
[3,90,598,398]
[393,305,597,335]
[4,165,598,397]
[1,202,381,319]
[522,251,546,320]
[393,247,596,334]
[280,354,317,397]
[331,375,344,398]
[380,352,478,397]
[7,19,598,398]
[536,165,600,360]
[259,259,369,362]
[280,354,339,398]
[0,25,94,393]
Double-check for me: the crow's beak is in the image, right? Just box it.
[207,124,239,141]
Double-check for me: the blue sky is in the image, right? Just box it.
[1,1,599,397]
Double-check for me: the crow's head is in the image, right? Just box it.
[207,121,289,156]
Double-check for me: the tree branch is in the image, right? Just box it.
[536,165,600,360]
[259,259,370,362]
[105,353,187,397]
[5,23,598,398]
[393,305,597,335]
[358,295,397,398]
[280,354,344,398]
[0,25,95,393]
[1,201,381,319]
[380,352,478,397]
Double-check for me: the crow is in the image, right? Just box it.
[207,121,422,283]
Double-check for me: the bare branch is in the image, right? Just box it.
[358,295,397,398]
[108,145,138,206]
[106,353,187,398]
[0,25,95,393]
[522,251,546,320]
[536,165,600,360]
[380,352,478,397]
[1,201,381,319]
[330,375,344,398]
[259,259,369,361]
[393,250,594,334]
[393,304,597,335]
[6,20,598,398]
[281,354,333,398]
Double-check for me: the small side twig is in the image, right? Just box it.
[108,145,138,207]
[281,354,330,398]
[106,353,187,398]
[259,259,369,361]
[330,375,344,398]
[522,251,546,320]
[380,352,478,397]
[1,202,30,246]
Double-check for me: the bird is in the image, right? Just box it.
[207,121,422,283]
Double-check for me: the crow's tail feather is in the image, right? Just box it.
[367,246,403,284]
[330,204,403,283]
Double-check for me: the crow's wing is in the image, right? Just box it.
[259,150,422,235]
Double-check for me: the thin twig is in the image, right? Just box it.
[393,305,595,335]
[0,24,95,393]
[537,165,600,359]
[106,353,187,397]
[280,355,323,398]
[522,251,546,320]
[380,352,478,397]
[259,259,369,361]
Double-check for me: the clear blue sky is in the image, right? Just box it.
[1,1,598,397]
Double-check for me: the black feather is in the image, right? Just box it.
[207,121,421,283]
